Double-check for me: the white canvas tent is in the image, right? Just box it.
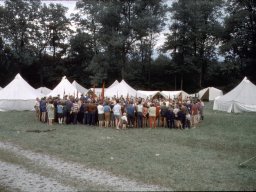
[0,86,2,90]
[137,90,160,99]
[213,77,256,113]
[36,87,52,96]
[198,87,223,101]
[105,80,137,98]
[47,76,81,98]
[0,73,43,111]
[88,88,102,97]
[108,80,119,88]
[72,80,88,95]
[160,90,190,100]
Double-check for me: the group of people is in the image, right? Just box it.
[34,94,204,130]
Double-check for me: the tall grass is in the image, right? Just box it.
[0,102,255,190]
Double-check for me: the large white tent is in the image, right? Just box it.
[160,90,190,100]
[0,73,43,111]
[105,80,137,98]
[108,80,119,88]
[213,77,256,113]
[47,76,81,98]
[36,87,52,96]
[137,90,160,99]
[72,80,88,95]
[198,87,223,101]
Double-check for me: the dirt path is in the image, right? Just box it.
[0,141,171,191]
[0,161,75,192]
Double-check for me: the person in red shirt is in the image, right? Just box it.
[191,101,199,128]
[155,102,161,127]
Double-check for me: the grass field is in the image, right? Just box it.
[0,102,255,191]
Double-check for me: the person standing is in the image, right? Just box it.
[155,102,161,127]
[34,97,40,121]
[136,101,143,128]
[191,101,199,128]
[198,99,205,120]
[40,97,47,123]
[46,99,55,126]
[71,99,79,124]
[148,103,156,128]
[83,100,89,125]
[57,101,64,124]
[160,102,168,127]
[126,101,135,128]
[97,102,104,127]
[65,98,73,124]
[103,102,111,128]
[120,112,128,129]
[142,103,148,128]
[113,99,122,129]
[166,106,175,129]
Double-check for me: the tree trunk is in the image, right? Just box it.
[199,66,202,88]
[39,52,43,86]
[180,73,183,90]
[174,74,177,90]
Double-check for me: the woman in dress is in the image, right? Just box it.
[46,99,55,126]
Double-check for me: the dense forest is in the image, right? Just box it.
[0,0,255,93]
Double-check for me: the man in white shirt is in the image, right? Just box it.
[97,102,104,127]
[113,99,121,129]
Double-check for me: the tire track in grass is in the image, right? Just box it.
[0,141,171,191]
[0,161,75,192]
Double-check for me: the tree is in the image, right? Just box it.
[163,0,223,89]
[69,32,95,87]
[42,3,72,59]
[74,0,167,85]
[1,0,40,72]
[220,0,256,83]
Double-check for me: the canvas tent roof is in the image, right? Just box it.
[137,90,160,99]
[47,76,81,98]
[198,87,223,101]
[72,80,88,94]
[108,80,119,88]
[105,80,137,98]
[160,90,190,100]
[36,87,52,96]
[88,88,102,97]
[0,73,43,111]
[213,77,256,113]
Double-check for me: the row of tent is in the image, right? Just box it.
[0,74,255,113]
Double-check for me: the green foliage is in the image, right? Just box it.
[220,0,256,82]
[74,0,167,82]
[0,0,255,91]
[163,0,224,89]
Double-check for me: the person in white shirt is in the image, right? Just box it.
[97,102,104,127]
[34,97,40,120]
[136,101,143,128]
[121,112,128,129]
[113,99,122,129]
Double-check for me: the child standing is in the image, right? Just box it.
[186,111,191,128]
[121,112,128,129]
[57,101,64,124]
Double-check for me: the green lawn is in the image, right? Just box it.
[0,102,255,191]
